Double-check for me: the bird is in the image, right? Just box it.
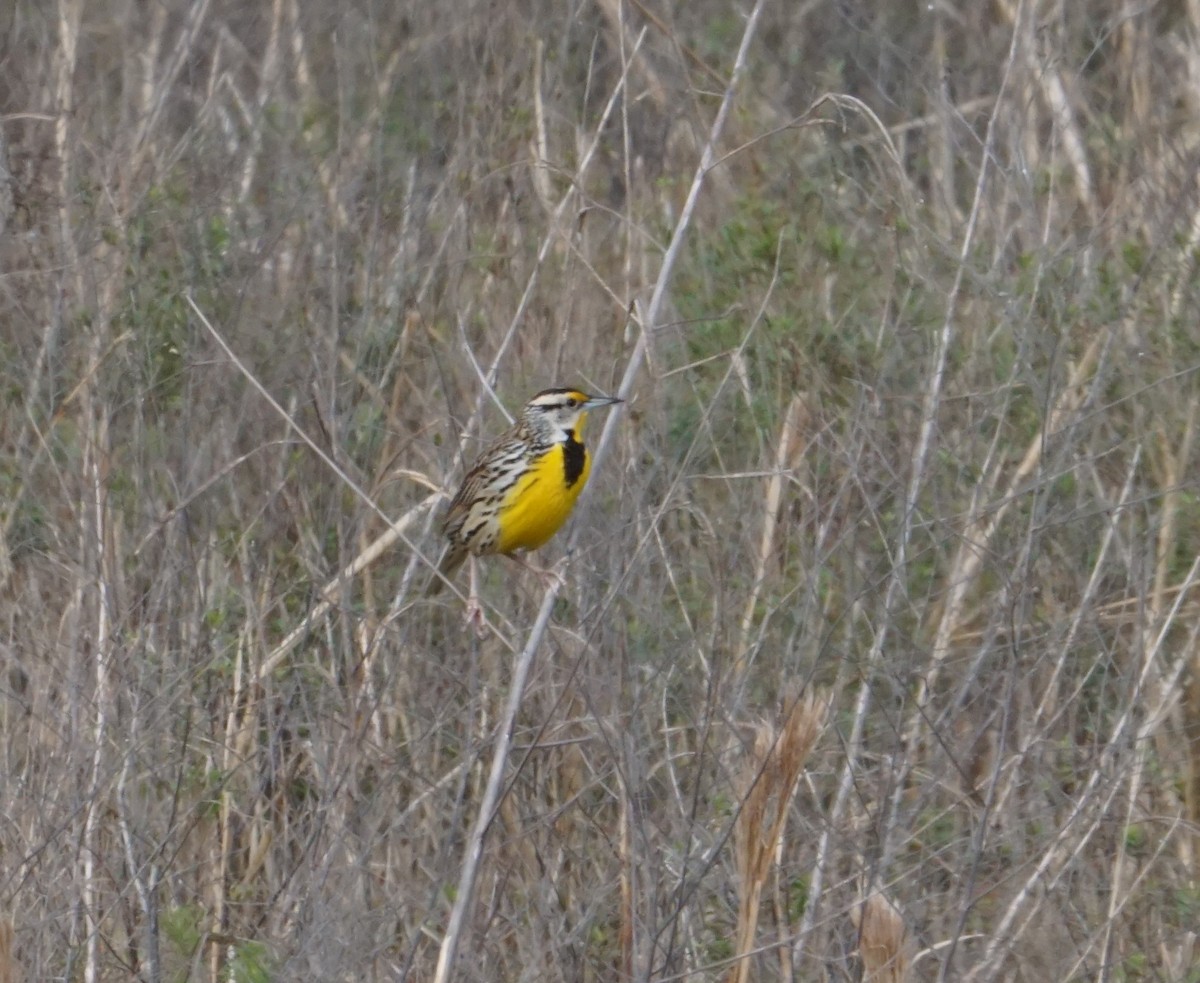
[428,387,622,607]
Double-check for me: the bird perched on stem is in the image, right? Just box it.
[427,387,622,617]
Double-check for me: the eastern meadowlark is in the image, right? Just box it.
[428,387,623,598]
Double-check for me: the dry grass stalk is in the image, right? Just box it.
[735,393,809,678]
[851,892,910,983]
[995,0,1097,224]
[0,919,20,983]
[618,775,635,981]
[1146,393,1200,872]
[728,689,827,983]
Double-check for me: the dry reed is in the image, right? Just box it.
[728,688,828,983]
[850,892,910,983]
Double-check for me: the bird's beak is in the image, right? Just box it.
[583,394,623,409]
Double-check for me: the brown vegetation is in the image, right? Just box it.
[2,0,1200,979]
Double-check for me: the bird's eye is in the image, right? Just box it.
[566,397,578,407]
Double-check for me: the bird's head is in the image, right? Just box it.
[523,387,622,440]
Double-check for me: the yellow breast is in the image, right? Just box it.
[495,442,592,553]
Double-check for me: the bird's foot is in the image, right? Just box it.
[463,596,488,638]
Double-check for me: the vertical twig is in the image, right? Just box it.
[83,410,112,983]
[117,742,161,983]
[53,1,96,977]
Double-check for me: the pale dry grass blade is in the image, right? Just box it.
[82,410,112,983]
[927,11,959,235]
[235,0,283,210]
[995,0,1097,225]
[617,749,638,980]
[0,920,19,983]
[134,0,213,166]
[530,40,553,212]
[734,394,809,678]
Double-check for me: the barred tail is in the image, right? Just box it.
[425,544,467,596]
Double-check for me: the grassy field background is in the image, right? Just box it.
[2,0,1200,979]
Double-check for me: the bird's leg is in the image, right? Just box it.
[464,555,487,636]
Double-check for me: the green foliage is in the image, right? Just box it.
[5,496,51,559]
[1117,950,1150,980]
[704,934,734,964]
[586,916,619,969]
[786,875,809,920]
[1121,240,1146,276]
[700,13,742,60]
[116,176,228,414]
[223,941,276,983]
[1166,883,1200,921]
[711,791,733,817]
[1122,823,1147,854]
[674,192,885,392]
[1168,488,1200,580]
[914,806,958,853]
[162,904,204,963]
